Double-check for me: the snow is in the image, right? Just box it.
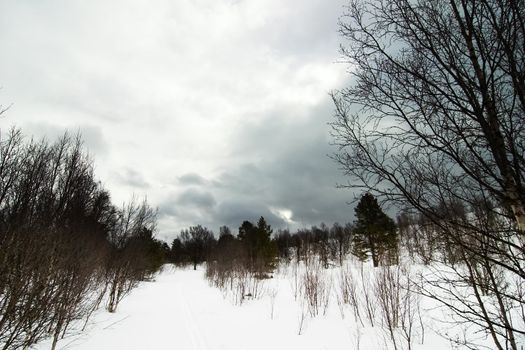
[33,264,490,350]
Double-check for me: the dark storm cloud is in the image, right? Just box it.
[158,189,218,234]
[214,199,287,232]
[156,99,360,233]
[209,100,360,230]
[177,188,216,209]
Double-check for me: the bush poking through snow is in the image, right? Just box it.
[300,260,331,317]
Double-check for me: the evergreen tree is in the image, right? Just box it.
[352,193,397,267]
[237,217,277,274]
[256,217,277,272]
[170,238,184,265]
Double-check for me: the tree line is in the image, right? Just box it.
[169,193,399,273]
[170,191,502,275]
[0,128,168,350]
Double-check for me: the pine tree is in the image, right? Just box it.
[352,193,397,267]
[256,217,277,273]
[238,217,277,274]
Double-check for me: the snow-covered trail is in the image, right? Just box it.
[41,267,217,349]
[32,265,457,350]
[46,267,219,350]
[39,266,352,350]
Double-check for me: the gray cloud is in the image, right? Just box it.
[158,189,217,230]
[77,125,109,156]
[177,189,216,209]
[213,101,358,229]
[159,100,359,234]
[214,199,287,232]
[0,0,355,240]
[158,199,178,218]
[21,121,109,156]
[178,173,207,186]
[261,0,347,60]
[113,168,150,189]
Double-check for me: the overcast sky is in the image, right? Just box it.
[0,0,359,241]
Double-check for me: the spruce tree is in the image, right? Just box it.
[238,217,277,274]
[352,193,397,267]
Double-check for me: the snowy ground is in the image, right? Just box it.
[34,264,489,350]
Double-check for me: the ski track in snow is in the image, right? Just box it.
[33,265,453,350]
[177,282,210,350]
[34,267,218,350]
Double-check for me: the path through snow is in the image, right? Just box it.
[35,265,449,350]
[36,266,353,350]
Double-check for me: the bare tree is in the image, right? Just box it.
[180,225,215,270]
[331,1,525,348]
[300,259,331,317]
[330,222,352,266]
[0,129,163,349]
[106,198,158,313]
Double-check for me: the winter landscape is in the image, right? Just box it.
[1,0,524,349]
[29,263,475,350]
